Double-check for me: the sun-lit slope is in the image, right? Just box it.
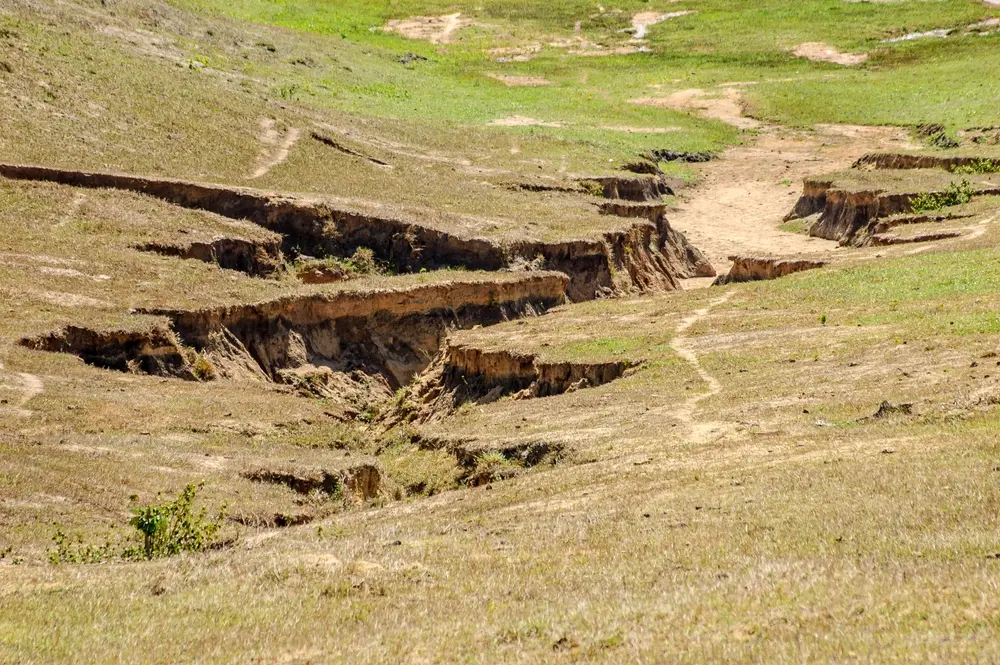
[8,235,1000,662]
[5,0,1000,662]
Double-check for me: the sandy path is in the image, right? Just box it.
[660,294,734,444]
[0,359,44,417]
[250,119,301,180]
[793,42,868,66]
[631,88,763,130]
[385,13,472,45]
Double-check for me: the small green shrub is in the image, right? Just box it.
[347,247,379,274]
[49,530,116,565]
[581,181,606,198]
[49,484,226,564]
[952,159,1000,175]
[125,484,226,560]
[909,179,975,213]
[293,248,384,278]
[192,354,216,381]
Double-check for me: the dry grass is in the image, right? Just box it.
[7,0,1000,662]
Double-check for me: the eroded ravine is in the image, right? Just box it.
[0,163,710,302]
[667,126,922,275]
[21,274,570,417]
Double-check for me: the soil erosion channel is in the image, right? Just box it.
[668,125,920,275]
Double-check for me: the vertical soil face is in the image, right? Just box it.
[21,275,571,413]
[134,237,285,277]
[853,153,995,171]
[712,255,827,285]
[21,326,194,378]
[382,342,641,428]
[787,179,1000,245]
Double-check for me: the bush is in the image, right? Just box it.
[469,451,522,486]
[191,354,216,381]
[126,484,226,560]
[346,247,379,274]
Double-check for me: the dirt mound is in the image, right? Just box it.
[793,42,868,66]
[294,262,353,285]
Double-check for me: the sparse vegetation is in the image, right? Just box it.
[469,451,522,485]
[126,484,227,560]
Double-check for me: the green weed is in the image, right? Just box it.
[909,179,975,213]
[125,484,226,561]
[952,159,1000,175]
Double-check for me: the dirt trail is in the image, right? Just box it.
[668,294,732,443]
[55,193,86,229]
[250,119,301,180]
[631,11,696,40]
[669,124,921,273]
[0,359,43,417]
[793,42,868,66]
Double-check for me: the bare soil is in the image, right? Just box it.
[793,42,869,66]
[485,74,551,87]
[384,14,474,45]
[630,88,763,130]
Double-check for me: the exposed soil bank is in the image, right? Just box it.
[417,434,567,486]
[135,237,284,277]
[0,163,709,301]
[854,153,998,172]
[786,178,1000,245]
[22,275,569,414]
[386,342,639,426]
[713,255,826,285]
[579,174,674,201]
[21,325,194,378]
[870,212,972,234]
[243,463,382,500]
[869,231,963,246]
